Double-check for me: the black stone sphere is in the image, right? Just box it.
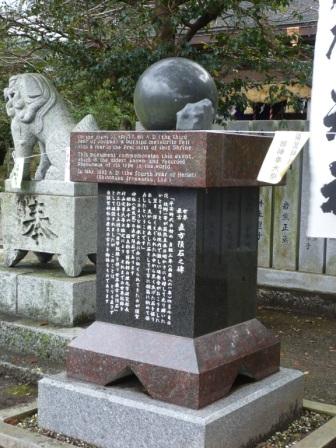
[134,57,218,130]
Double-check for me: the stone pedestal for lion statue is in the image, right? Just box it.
[0,73,97,326]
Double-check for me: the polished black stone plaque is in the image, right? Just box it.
[97,184,258,338]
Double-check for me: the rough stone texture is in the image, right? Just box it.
[1,191,97,277]
[17,271,96,326]
[257,286,336,318]
[38,368,304,448]
[0,312,83,363]
[0,265,35,314]
[176,99,215,130]
[4,73,98,181]
[0,359,43,384]
[5,179,97,197]
[0,262,96,326]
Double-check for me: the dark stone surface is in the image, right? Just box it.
[97,184,258,337]
[66,319,280,409]
[97,184,197,337]
[133,58,218,130]
[194,187,259,336]
[70,131,273,188]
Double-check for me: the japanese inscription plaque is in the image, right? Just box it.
[67,131,280,409]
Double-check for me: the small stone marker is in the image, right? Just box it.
[67,130,280,409]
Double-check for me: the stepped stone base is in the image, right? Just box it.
[66,319,280,409]
[0,260,96,326]
[0,313,83,363]
[38,368,304,448]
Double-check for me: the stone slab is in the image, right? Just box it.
[0,401,69,448]
[0,262,96,326]
[1,192,97,277]
[1,192,97,255]
[0,313,83,363]
[70,131,272,187]
[0,401,37,422]
[38,368,304,448]
[298,140,325,274]
[18,272,96,326]
[303,400,336,417]
[0,265,36,314]
[272,151,301,271]
[0,420,69,448]
[5,179,97,196]
[0,359,43,384]
[257,286,336,319]
[258,267,336,295]
[97,185,259,337]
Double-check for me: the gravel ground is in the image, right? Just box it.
[258,307,336,404]
[17,413,96,447]
[256,410,331,447]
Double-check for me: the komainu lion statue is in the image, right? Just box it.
[4,73,98,181]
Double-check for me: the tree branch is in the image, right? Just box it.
[182,6,224,43]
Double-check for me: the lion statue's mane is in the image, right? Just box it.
[4,73,98,181]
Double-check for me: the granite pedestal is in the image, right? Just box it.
[38,368,304,448]
[0,180,97,325]
[2,180,97,277]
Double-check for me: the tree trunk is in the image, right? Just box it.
[152,1,176,51]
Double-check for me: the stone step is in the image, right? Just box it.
[0,313,84,365]
[0,261,96,326]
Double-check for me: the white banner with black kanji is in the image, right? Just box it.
[308,0,336,238]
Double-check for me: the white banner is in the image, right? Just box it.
[309,1,336,238]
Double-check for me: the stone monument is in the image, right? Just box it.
[0,73,97,325]
[38,59,304,447]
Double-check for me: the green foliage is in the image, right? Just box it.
[0,0,313,151]
[0,77,12,164]
[61,79,134,130]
